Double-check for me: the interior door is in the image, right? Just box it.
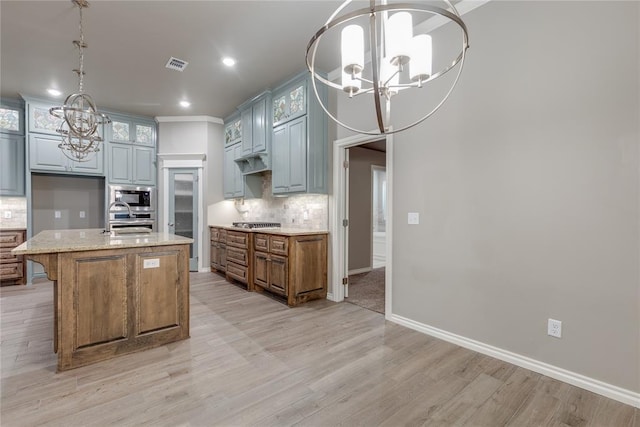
[168,169,198,271]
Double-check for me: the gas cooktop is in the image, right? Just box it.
[232,222,281,229]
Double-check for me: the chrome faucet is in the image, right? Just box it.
[104,201,132,233]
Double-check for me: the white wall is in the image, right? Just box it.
[337,1,639,394]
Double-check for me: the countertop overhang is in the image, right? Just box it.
[12,229,194,255]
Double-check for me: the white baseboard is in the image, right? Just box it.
[389,313,640,409]
[348,267,372,275]
[198,267,211,273]
[326,292,338,302]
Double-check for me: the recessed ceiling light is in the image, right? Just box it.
[47,88,62,97]
[179,101,191,108]
[222,57,236,67]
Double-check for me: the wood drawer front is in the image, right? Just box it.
[226,262,248,283]
[254,234,269,252]
[226,246,248,266]
[210,227,220,242]
[226,230,249,249]
[219,229,227,244]
[0,262,24,280]
[0,250,21,264]
[269,235,289,256]
[0,230,25,248]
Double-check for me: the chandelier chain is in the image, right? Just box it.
[77,4,85,93]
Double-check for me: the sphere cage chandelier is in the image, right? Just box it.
[49,0,111,162]
[306,0,469,135]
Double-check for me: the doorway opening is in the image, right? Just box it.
[344,142,387,314]
[331,133,393,318]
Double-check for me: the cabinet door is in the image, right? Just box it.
[252,97,267,153]
[0,134,25,196]
[272,80,306,127]
[288,117,307,193]
[254,251,269,290]
[269,254,288,296]
[109,117,133,143]
[240,107,253,156]
[134,122,155,146]
[232,144,244,197]
[109,143,133,183]
[70,148,103,175]
[272,125,290,194]
[29,134,68,172]
[223,145,236,198]
[133,146,155,185]
[28,103,63,136]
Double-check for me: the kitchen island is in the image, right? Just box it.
[12,229,192,371]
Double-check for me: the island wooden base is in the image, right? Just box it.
[28,244,190,371]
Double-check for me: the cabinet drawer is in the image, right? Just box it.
[226,246,249,266]
[210,227,227,243]
[254,233,269,252]
[226,262,248,283]
[226,230,249,249]
[269,235,289,255]
[0,251,21,264]
[0,262,23,280]
[0,230,25,248]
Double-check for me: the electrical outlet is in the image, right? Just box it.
[548,318,562,338]
[3,211,12,219]
[54,211,61,219]
[79,211,86,218]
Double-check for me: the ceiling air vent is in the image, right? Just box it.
[165,57,189,72]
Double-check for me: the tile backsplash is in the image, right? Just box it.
[0,197,27,229]
[240,172,328,229]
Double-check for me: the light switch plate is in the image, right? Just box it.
[79,211,86,218]
[54,211,61,219]
[3,211,12,219]
[408,212,420,225]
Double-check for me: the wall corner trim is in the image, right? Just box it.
[155,115,223,124]
[388,313,640,409]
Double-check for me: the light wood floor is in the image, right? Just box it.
[1,272,638,426]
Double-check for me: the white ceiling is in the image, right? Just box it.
[0,1,345,119]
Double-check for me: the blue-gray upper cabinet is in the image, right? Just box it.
[108,143,155,186]
[29,133,103,175]
[0,99,25,196]
[224,113,242,147]
[271,72,328,195]
[107,114,156,146]
[24,97,105,176]
[272,77,306,127]
[105,112,157,185]
[223,142,261,199]
[240,91,271,157]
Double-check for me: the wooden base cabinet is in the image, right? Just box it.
[209,227,227,273]
[225,229,252,288]
[0,229,26,286]
[28,244,190,371]
[253,233,327,306]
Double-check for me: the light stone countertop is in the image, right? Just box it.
[12,229,193,255]
[209,225,328,237]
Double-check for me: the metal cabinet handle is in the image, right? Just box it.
[168,223,175,227]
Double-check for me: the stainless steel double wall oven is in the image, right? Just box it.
[108,185,156,231]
